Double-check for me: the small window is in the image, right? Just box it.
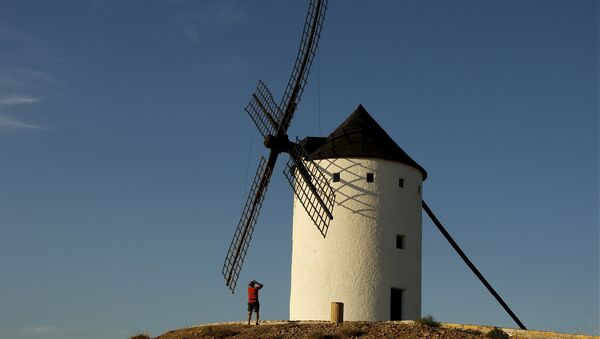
[333,173,340,182]
[396,235,404,249]
[418,185,422,195]
[366,173,374,182]
[399,178,404,188]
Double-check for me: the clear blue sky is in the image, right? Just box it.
[0,1,598,338]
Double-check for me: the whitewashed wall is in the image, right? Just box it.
[289,158,423,321]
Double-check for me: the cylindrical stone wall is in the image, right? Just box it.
[289,157,423,321]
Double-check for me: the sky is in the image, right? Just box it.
[0,0,598,338]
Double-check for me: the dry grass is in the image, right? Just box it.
[415,315,440,328]
[338,322,368,337]
[200,324,241,338]
[305,331,339,339]
[486,327,509,339]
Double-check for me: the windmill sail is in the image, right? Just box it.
[245,80,282,138]
[222,0,330,293]
[222,157,273,293]
[283,140,335,237]
[279,0,328,133]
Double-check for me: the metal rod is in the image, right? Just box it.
[422,200,527,330]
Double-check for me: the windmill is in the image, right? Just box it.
[222,0,333,294]
[221,1,527,330]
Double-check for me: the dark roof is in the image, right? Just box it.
[304,104,427,180]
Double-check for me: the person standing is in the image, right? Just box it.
[247,280,263,325]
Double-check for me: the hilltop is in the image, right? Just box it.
[149,320,598,339]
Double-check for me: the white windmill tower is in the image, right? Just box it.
[289,105,427,321]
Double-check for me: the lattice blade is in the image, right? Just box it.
[222,156,273,293]
[283,140,335,237]
[278,0,328,133]
[245,80,283,138]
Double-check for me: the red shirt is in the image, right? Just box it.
[247,283,263,303]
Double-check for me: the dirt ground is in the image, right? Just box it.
[155,321,488,339]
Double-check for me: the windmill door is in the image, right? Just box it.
[390,288,403,320]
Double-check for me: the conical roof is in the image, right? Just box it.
[308,104,427,180]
